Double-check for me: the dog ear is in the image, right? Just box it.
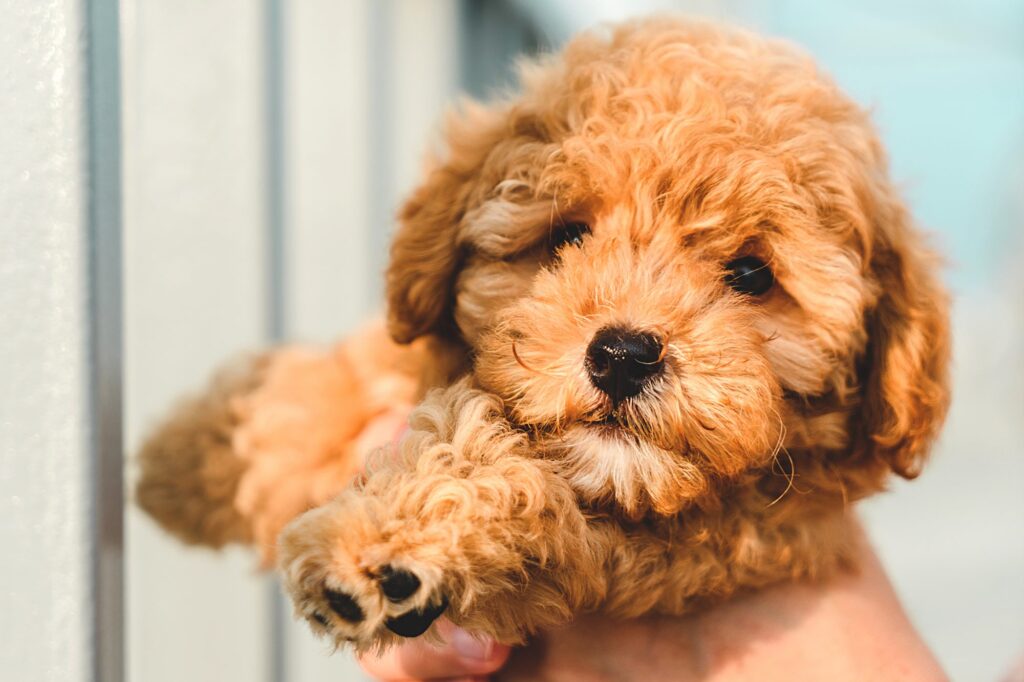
[859,194,951,479]
[386,103,509,344]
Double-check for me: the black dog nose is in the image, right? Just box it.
[586,327,665,404]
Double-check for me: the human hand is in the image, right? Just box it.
[358,619,511,682]
[500,533,945,681]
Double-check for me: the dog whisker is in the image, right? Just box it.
[768,407,787,465]
[765,448,796,508]
[764,407,809,507]
[511,339,568,379]
[822,459,850,510]
[766,452,795,506]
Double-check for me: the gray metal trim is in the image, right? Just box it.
[263,2,290,681]
[86,0,124,680]
[368,0,395,304]
[265,0,288,346]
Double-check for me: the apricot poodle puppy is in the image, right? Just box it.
[136,17,949,653]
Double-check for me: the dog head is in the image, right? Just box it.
[385,19,950,517]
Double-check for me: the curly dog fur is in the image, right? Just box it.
[136,17,949,653]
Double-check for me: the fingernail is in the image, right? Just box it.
[450,627,494,662]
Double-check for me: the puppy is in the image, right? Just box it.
[136,17,949,653]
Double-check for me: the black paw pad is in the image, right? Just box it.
[379,566,421,602]
[324,588,365,623]
[385,597,449,638]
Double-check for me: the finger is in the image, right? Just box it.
[358,621,508,681]
[358,620,510,681]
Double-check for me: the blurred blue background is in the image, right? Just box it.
[123,1,1023,680]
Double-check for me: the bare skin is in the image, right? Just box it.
[359,531,946,682]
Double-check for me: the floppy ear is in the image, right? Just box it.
[859,194,951,479]
[386,103,509,344]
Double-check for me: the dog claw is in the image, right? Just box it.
[324,587,365,623]
[379,566,422,602]
[384,596,449,637]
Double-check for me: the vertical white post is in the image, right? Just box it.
[121,2,273,681]
[0,0,124,681]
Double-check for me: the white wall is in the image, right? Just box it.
[0,0,122,680]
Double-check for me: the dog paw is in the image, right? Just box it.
[321,565,447,638]
[278,499,450,649]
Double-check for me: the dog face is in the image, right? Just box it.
[386,19,950,516]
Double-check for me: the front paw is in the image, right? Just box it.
[277,495,450,650]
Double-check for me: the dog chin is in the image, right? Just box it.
[549,423,708,517]
[578,414,638,441]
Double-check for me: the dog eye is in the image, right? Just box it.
[549,222,591,254]
[725,256,774,296]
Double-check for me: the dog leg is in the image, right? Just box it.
[135,321,430,563]
[278,378,606,651]
[588,494,858,620]
[135,352,268,550]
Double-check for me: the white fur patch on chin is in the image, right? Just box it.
[552,425,706,516]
